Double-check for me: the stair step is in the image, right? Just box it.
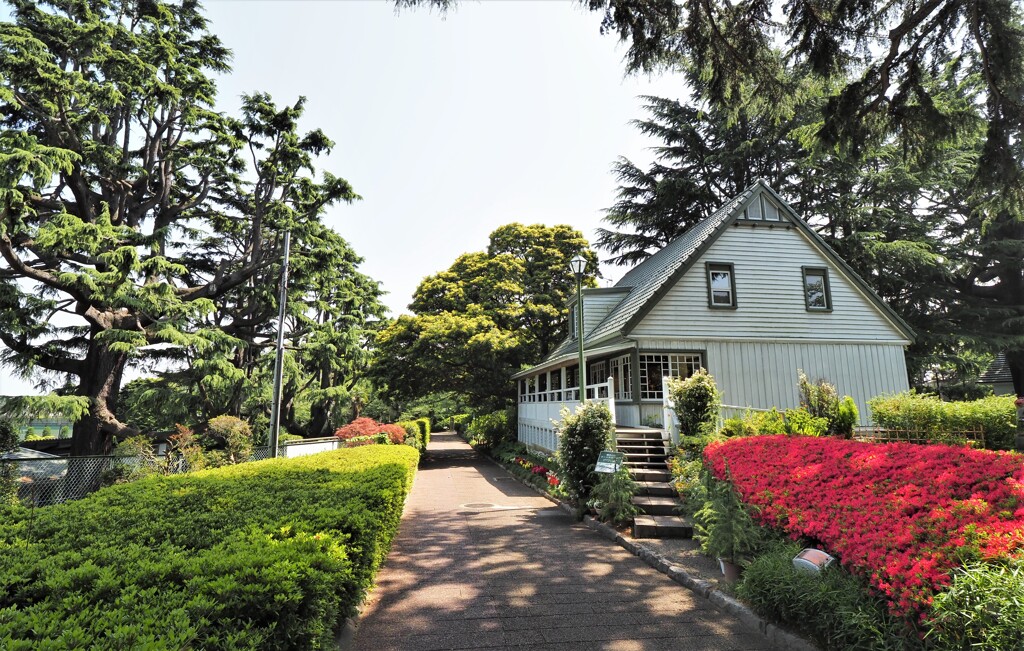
[632,495,680,516]
[624,461,669,470]
[622,452,667,461]
[636,481,677,497]
[633,515,693,539]
[629,469,672,482]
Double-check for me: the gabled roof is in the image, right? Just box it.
[979,353,1013,384]
[524,180,915,374]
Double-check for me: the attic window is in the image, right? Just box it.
[743,195,782,221]
[803,267,832,311]
[706,263,737,309]
[569,304,578,339]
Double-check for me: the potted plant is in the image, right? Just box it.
[694,467,764,583]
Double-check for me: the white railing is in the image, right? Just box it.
[662,375,773,444]
[518,377,616,452]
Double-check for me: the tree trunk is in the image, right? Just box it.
[70,343,130,457]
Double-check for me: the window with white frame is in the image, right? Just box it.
[639,353,703,400]
[706,263,736,308]
[569,304,578,339]
[588,360,608,388]
[609,355,632,400]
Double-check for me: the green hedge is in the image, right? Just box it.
[0,446,419,650]
[395,418,430,450]
[415,417,431,448]
[449,413,471,435]
[868,392,1017,449]
[465,409,516,449]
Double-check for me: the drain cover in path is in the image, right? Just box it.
[462,503,496,509]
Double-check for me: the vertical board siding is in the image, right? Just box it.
[632,225,908,342]
[637,338,909,425]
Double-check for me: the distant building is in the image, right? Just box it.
[979,353,1015,396]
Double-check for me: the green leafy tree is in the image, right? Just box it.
[375,224,597,411]
[0,1,364,454]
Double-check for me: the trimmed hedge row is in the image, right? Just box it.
[396,418,430,449]
[0,445,419,650]
[868,392,1017,449]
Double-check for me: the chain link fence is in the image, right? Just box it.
[2,441,334,507]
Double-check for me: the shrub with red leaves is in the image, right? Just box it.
[704,436,1024,621]
[334,418,406,445]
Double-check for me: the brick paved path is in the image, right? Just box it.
[351,432,770,651]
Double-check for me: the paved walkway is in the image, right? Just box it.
[352,433,771,651]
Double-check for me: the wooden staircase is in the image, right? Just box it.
[615,427,693,539]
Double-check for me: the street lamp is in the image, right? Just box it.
[269,230,291,458]
[569,254,587,402]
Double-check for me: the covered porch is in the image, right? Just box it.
[515,349,703,452]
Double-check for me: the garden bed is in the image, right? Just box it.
[704,436,1024,621]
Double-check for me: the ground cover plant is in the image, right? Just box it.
[0,446,418,650]
[704,436,1024,622]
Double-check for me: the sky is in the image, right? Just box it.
[0,0,688,396]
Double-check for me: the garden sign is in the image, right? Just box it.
[594,450,624,474]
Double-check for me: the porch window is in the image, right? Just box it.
[706,263,736,308]
[550,370,562,401]
[519,378,527,403]
[639,353,703,400]
[610,355,632,400]
[566,365,580,401]
[537,373,548,401]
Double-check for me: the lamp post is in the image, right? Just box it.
[269,230,291,458]
[569,254,587,402]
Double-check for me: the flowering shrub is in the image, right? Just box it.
[334,418,406,445]
[704,436,1024,620]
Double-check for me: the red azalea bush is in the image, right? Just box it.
[334,418,406,445]
[704,436,1024,620]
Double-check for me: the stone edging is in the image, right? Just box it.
[495,456,819,651]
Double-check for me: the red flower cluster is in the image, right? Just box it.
[333,417,406,445]
[704,436,1024,620]
[514,456,560,487]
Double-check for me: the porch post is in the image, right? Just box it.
[662,375,679,446]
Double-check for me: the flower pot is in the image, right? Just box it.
[718,558,742,584]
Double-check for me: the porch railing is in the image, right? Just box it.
[518,377,616,452]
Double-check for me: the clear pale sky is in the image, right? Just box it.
[0,0,687,395]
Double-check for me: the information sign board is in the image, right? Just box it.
[594,450,624,474]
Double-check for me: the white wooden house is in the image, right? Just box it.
[515,180,915,451]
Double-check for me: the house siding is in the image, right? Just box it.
[581,290,629,337]
[636,337,910,425]
[631,224,909,343]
